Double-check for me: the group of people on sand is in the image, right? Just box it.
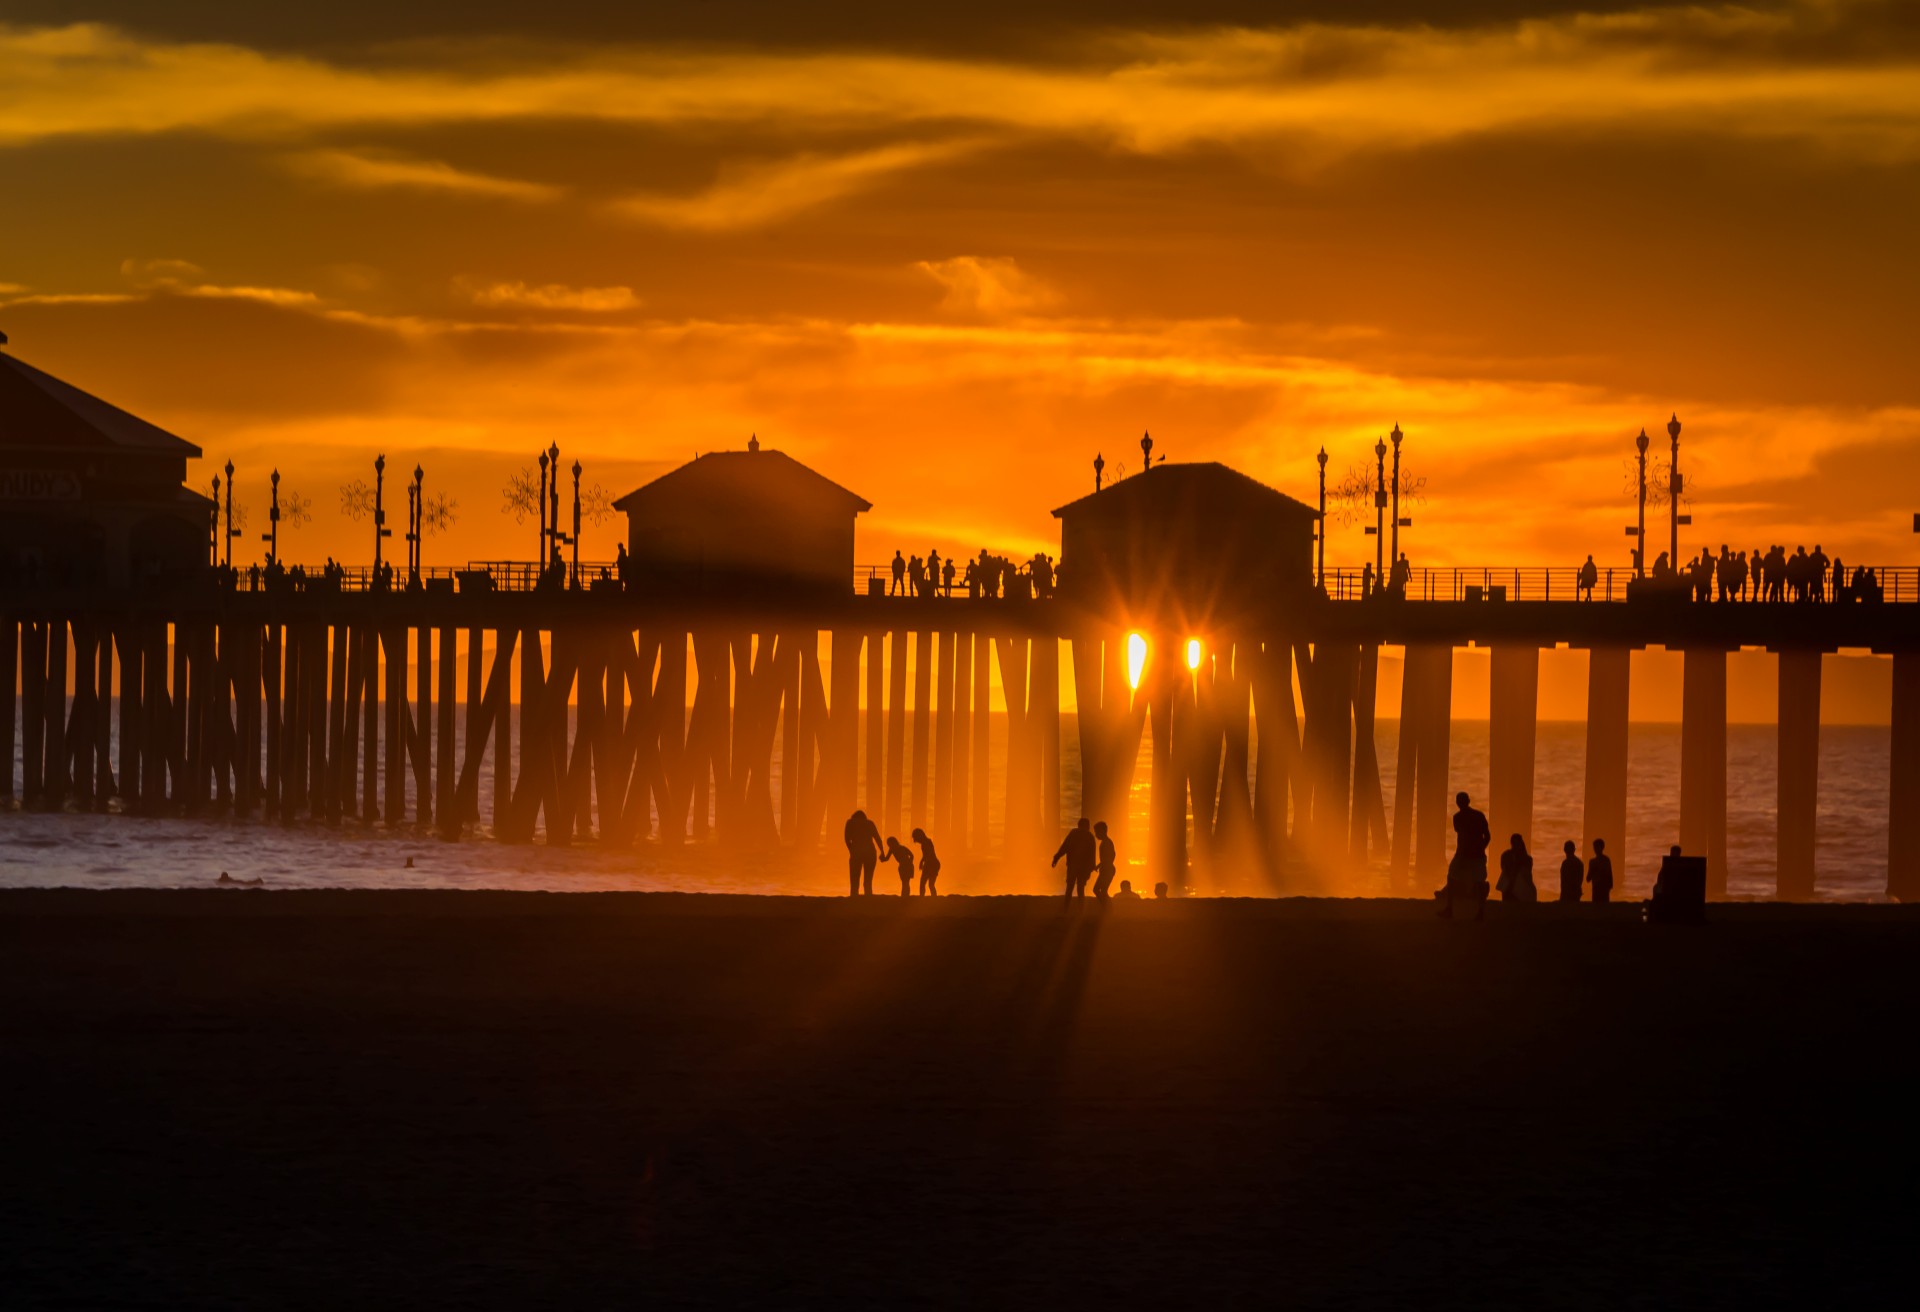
[1436,792,1616,919]
[1049,816,1147,902]
[843,810,941,896]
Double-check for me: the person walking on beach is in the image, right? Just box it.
[1559,840,1584,902]
[1439,791,1492,919]
[1588,838,1614,904]
[1092,821,1117,900]
[844,809,883,896]
[886,836,916,896]
[1051,817,1097,901]
[1497,834,1538,902]
[911,827,941,896]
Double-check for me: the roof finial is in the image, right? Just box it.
[748,433,760,453]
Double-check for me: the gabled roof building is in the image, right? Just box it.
[0,341,210,588]
[612,438,870,599]
[1052,461,1318,628]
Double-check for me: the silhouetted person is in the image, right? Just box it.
[1647,844,1707,924]
[943,556,956,596]
[1651,551,1673,584]
[909,555,925,597]
[890,550,905,595]
[1360,561,1374,599]
[1578,554,1597,601]
[1559,840,1584,902]
[912,827,941,896]
[963,558,979,599]
[1153,881,1169,899]
[1115,880,1141,901]
[1052,817,1096,901]
[885,836,915,895]
[1389,551,1411,596]
[1728,549,1748,601]
[1092,820,1117,900]
[1588,838,1614,903]
[1831,555,1846,602]
[1440,791,1491,919]
[927,548,941,595]
[844,809,883,895]
[615,542,630,587]
[1497,834,1537,902]
[1810,543,1830,600]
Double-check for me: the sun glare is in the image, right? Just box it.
[1185,638,1202,671]
[1126,632,1147,690]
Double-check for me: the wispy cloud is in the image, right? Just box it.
[916,256,1058,316]
[609,141,975,230]
[459,279,641,311]
[6,8,1920,163]
[287,148,561,201]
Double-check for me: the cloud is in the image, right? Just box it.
[120,257,204,281]
[7,7,1920,165]
[916,256,1058,316]
[609,141,975,230]
[459,279,641,311]
[287,148,561,201]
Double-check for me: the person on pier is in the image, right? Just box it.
[1092,821,1117,900]
[1389,551,1411,598]
[912,828,941,896]
[926,549,942,596]
[1439,792,1492,919]
[1810,544,1830,601]
[1497,835,1537,902]
[1559,840,1584,902]
[1587,838,1614,904]
[1052,817,1097,901]
[844,809,883,896]
[890,550,906,595]
[886,837,916,896]
[1578,554,1598,601]
[943,556,956,597]
[909,555,926,597]
[1651,552,1673,585]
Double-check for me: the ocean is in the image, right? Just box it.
[0,715,1894,901]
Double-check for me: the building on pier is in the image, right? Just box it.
[612,439,871,600]
[1052,461,1318,627]
[0,342,209,588]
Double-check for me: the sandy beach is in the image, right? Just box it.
[1,890,1914,1308]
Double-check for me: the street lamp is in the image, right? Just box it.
[1315,447,1328,591]
[1093,452,1105,493]
[1388,423,1403,572]
[1140,431,1154,471]
[265,469,281,566]
[1634,427,1650,578]
[209,475,221,566]
[373,453,389,571]
[547,442,561,570]
[222,458,238,570]
[410,463,424,582]
[570,459,583,588]
[1667,413,1683,570]
[1372,436,1389,591]
[537,450,550,567]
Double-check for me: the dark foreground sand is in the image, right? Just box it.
[2,891,1916,1309]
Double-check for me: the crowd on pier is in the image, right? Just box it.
[1637,544,1884,603]
[880,548,1059,600]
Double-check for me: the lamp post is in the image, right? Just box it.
[222,459,237,569]
[1388,424,1403,569]
[1093,452,1105,493]
[1315,447,1328,591]
[209,475,221,566]
[265,469,280,566]
[547,443,561,571]
[570,459,583,588]
[1372,436,1388,590]
[537,450,550,568]
[1667,413,1682,569]
[373,453,388,571]
[1140,431,1154,472]
[410,463,424,583]
[1635,428,1650,577]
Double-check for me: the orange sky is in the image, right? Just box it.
[4,1,1919,573]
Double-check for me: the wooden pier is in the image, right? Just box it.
[6,584,1920,900]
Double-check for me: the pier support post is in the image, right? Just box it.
[1887,651,1920,901]
[0,616,14,802]
[1488,643,1539,851]
[971,633,990,850]
[1582,646,1631,878]
[1679,647,1729,895]
[911,630,932,830]
[1413,643,1454,882]
[1776,649,1821,900]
